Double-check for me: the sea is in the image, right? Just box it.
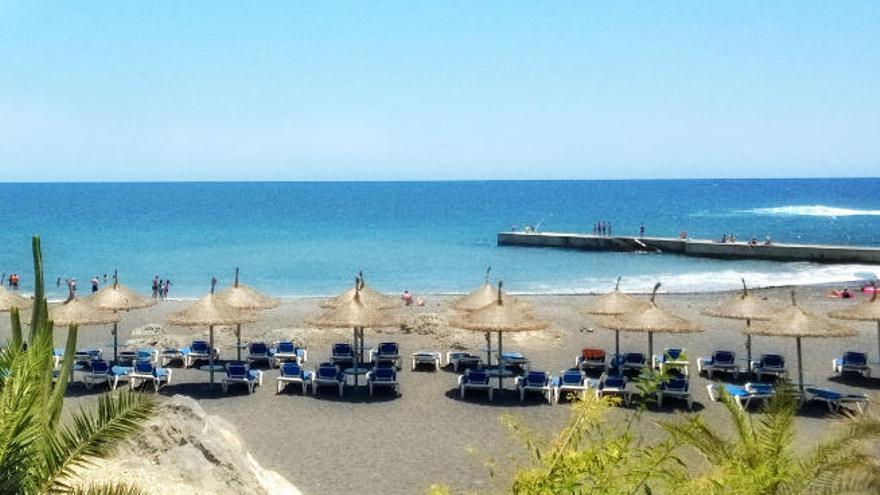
[0,179,878,300]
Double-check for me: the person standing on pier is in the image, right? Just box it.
[639,223,645,236]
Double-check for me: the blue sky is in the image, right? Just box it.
[0,1,877,181]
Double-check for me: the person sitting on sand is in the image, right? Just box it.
[416,296,425,307]
[841,288,852,299]
[402,290,413,306]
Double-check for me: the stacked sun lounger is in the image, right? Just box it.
[832,351,871,378]
[750,354,786,381]
[697,350,739,379]
[446,351,482,371]
[270,341,307,367]
[575,348,607,373]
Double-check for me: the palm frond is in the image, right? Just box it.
[42,391,155,494]
[69,482,150,495]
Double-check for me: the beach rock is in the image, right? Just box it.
[72,395,301,495]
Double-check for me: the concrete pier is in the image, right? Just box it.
[497,232,880,264]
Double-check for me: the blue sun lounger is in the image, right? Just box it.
[372,342,401,370]
[656,374,692,410]
[620,353,646,373]
[706,382,775,410]
[222,362,263,394]
[516,371,553,404]
[367,364,399,397]
[246,342,271,367]
[129,360,172,392]
[270,341,307,367]
[554,369,590,404]
[652,348,690,376]
[750,354,786,381]
[82,360,111,390]
[312,362,344,397]
[832,352,871,378]
[329,343,355,367]
[276,362,312,394]
[698,350,739,379]
[181,340,217,368]
[458,369,493,401]
[446,351,482,371]
[805,387,870,414]
[596,373,631,405]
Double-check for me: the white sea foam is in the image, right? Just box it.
[742,205,880,217]
[513,264,880,294]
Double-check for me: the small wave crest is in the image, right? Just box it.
[742,205,880,217]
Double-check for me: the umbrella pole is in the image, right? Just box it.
[796,336,804,394]
[358,326,364,387]
[209,325,215,390]
[876,321,879,366]
[112,321,119,364]
[497,331,503,393]
[648,332,653,369]
[236,324,242,361]
[485,332,492,366]
[746,319,753,372]
[615,330,620,358]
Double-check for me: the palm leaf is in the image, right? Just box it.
[69,482,150,495]
[41,390,155,494]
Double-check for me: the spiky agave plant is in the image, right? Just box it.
[0,236,155,494]
[662,386,880,495]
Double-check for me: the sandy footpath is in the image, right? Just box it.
[3,286,878,494]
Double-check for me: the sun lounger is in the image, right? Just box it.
[458,369,493,401]
[372,342,401,370]
[367,364,399,397]
[53,349,64,368]
[181,340,217,368]
[596,373,631,405]
[446,351,482,372]
[75,349,103,368]
[246,342,271,367]
[832,351,871,378]
[312,362,344,397]
[411,351,442,371]
[554,369,590,404]
[515,371,553,404]
[652,348,690,376]
[706,382,775,410]
[697,350,739,379]
[82,360,111,390]
[329,343,355,367]
[270,341,307,367]
[575,348,607,372]
[500,351,530,372]
[159,348,185,367]
[128,360,172,392]
[620,353,646,373]
[222,362,263,394]
[276,362,312,394]
[750,354,786,381]
[109,365,132,390]
[656,374,692,410]
[805,387,870,414]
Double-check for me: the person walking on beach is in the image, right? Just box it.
[66,278,76,302]
[91,276,99,293]
[152,276,159,299]
[163,279,171,300]
[10,273,20,290]
[402,290,413,306]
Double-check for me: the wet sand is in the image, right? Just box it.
[3,286,878,494]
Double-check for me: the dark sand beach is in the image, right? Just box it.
[3,286,878,494]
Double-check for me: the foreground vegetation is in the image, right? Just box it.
[432,376,879,494]
[0,236,155,494]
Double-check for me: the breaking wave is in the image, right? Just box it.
[743,205,880,217]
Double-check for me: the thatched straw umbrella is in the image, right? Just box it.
[50,298,120,328]
[215,268,280,360]
[320,273,398,310]
[168,278,256,389]
[86,270,156,363]
[597,283,701,366]
[749,291,854,393]
[448,281,548,393]
[829,284,880,365]
[0,286,31,312]
[702,279,778,367]
[582,277,649,357]
[307,279,401,387]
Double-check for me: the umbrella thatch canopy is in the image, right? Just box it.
[597,283,701,364]
[749,291,855,392]
[85,271,157,362]
[307,279,402,387]
[581,277,649,357]
[702,279,778,366]
[50,298,121,327]
[448,281,548,393]
[829,285,880,364]
[168,279,257,389]
[582,277,648,316]
[215,268,280,360]
[0,286,31,312]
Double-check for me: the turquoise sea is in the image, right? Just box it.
[0,179,878,300]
